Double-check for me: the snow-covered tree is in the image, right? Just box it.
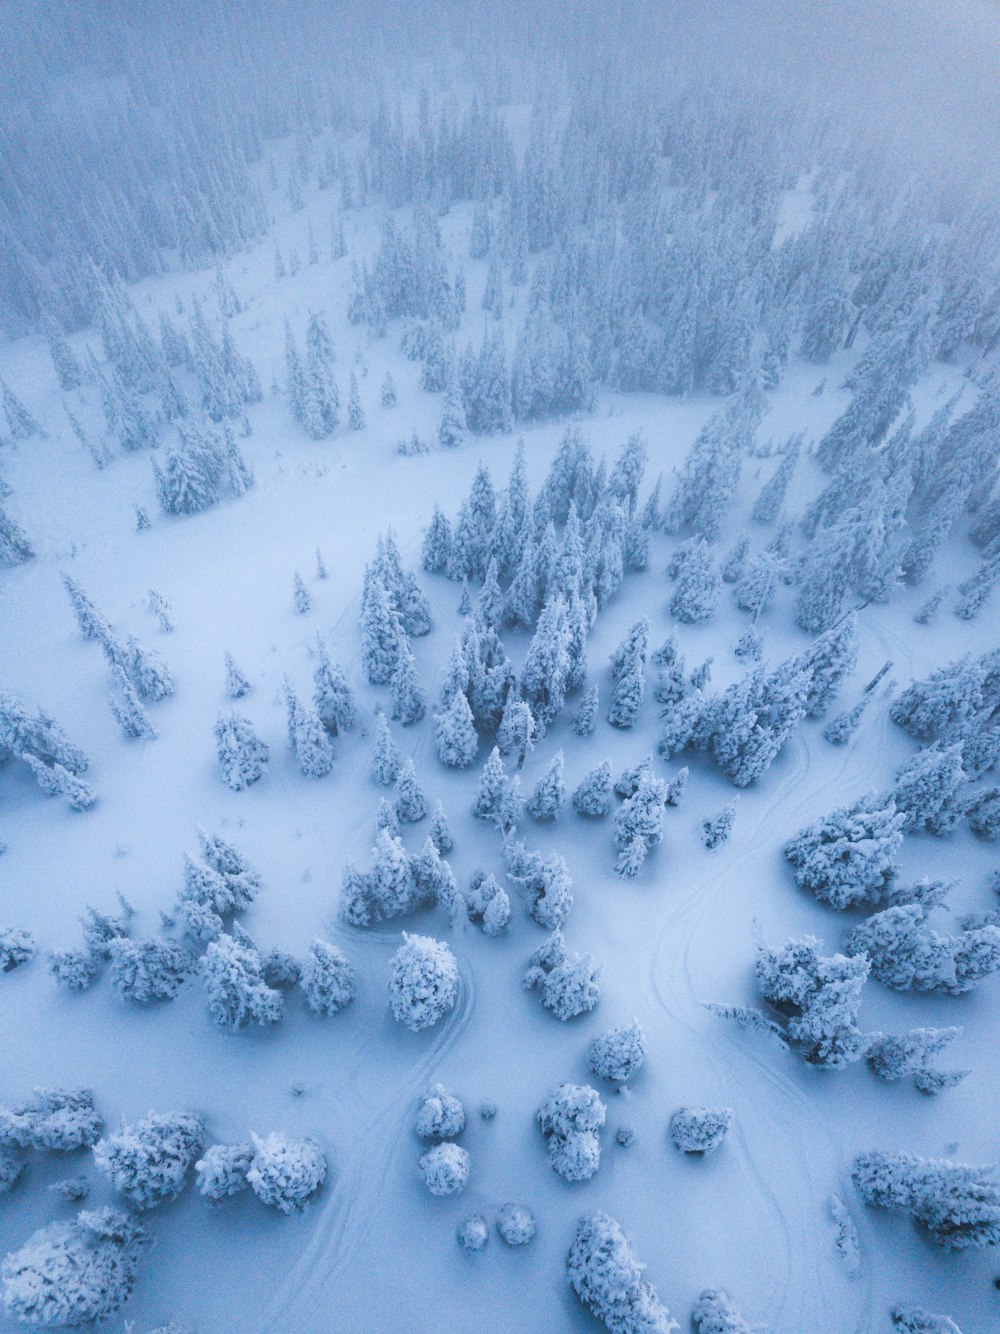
[572,760,613,817]
[421,505,453,573]
[415,1085,465,1141]
[848,905,1000,995]
[457,1214,489,1252]
[94,1110,204,1210]
[224,652,251,699]
[201,933,283,1029]
[0,1207,150,1328]
[0,1088,103,1153]
[0,928,34,973]
[756,936,871,1068]
[195,1142,254,1201]
[214,712,269,790]
[588,1020,647,1085]
[702,800,737,850]
[497,1203,536,1246]
[784,795,904,908]
[473,746,521,833]
[394,758,428,823]
[49,948,100,991]
[370,712,402,786]
[293,571,311,614]
[419,1142,470,1195]
[107,937,192,1004]
[527,750,565,821]
[312,641,355,734]
[388,933,459,1031]
[505,841,573,929]
[670,1107,733,1154]
[670,540,720,624]
[692,1289,758,1334]
[867,1027,966,1092]
[613,770,668,878]
[853,1149,1000,1249]
[572,683,599,736]
[537,1083,605,1182]
[435,689,478,768]
[430,801,453,854]
[247,1132,326,1213]
[891,744,967,835]
[300,940,355,1015]
[284,680,335,777]
[568,1211,677,1334]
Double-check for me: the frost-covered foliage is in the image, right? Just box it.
[435,689,478,768]
[473,746,522,833]
[415,1085,465,1142]
[853,1150,1000,1249]
[0,1150,25,1196]
[505,841,573,929]
[0,927,35,972]
[419,1142,470,1196]
[108,936,193,1003]
[201,932,284,1029]
[195,1142,254,1200]
[670,539,720,624]
[867,1027,967,1093]
[523,930,601,1020]
[496,1203,535,1247]
[588,1021,647,1085]
[213,712,269,790]
[177,832,259,940]
[246,1132,326,1213]
[457,1214,489,1252]
[48,948,100,991]
[568,1211,677,1333]
[890,744,967,834]
[613,770,668,877]
[702,801,737,849]
[756,937,870,1068]
[394,758,427,823]
[537,1083,606,1182]
[967,784,1000,839]
[784,795,904,908]
[890,655,988,742]
[284,681,334,777]
[466,871,511,936]
[299,940,355,1015]
[388,933,459,1032]
[692,1289,760,1333]
[339,830,416,927]
[527,750,565,820]
[0,1207,150,1328]
[93,1111,204,1210]
[572,760,613,817]
[608,619,648,728]
[0,1089,103,1153]
[670,1107,733,1154]
[847,906,1000,994]
[891,1305,963,1334]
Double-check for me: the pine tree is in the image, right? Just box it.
[381,372,397,407]
[0,501,33,565]
[421,505,453,573]
[670,540,720,624]
[572,760,613,817]
[702,800,738,849]
[521,596,569,729]
[109,669,157,741]
[293,571,311,614]
[572,684,599,736]
[284,680,334,777]
[473,746,521,832]
[224,652,251,699]
[394,758,427,823]
[360,576,404,685]
[785,795,904,908]
[61,575,110,641]
[313,640,355,734]
[891,744,967,835]
[608,620,647,729]
[213,712,269,790]
[370,712,402,786]
[435,689,478,768]
[347,373,365,429]
[527,751,565,821]
[2,381,42,440]
[390,645,426,726]
[430,801,453,854]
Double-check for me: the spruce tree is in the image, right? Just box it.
[370,713,402,786]
[284,680,334,777]
[527,751,565,821]
[213,713,269,790]
[435,690,478,768]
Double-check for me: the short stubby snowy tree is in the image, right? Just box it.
[692,1288,757,1333]
[213,712,270,790]
[299,939,355,1015]
[246,1132,327,1213]
[108,936,193,1004]
[93,1110,205,1210]
[784,795,904,909]
[497,1203,536,1247]
[0,1207,151,1329]
[419,1142,471,1196]
[670,1107,733,1155]
[195,1142,255,1201]
[0,1088,103,1154]
[416,1085,465,1141]
[537,1083,606,1183]
[588,1020,647,1086]
[568,1211,677,1333]
[457,1214,489,1252]
[388,933,459,1032]
[0,927,35,972]
[201,932,284,1030]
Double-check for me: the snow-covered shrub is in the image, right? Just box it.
[457,1214,489,1252]
[479,1101,497,1122]
[867,1028,966,1093]
[0,1089,103,1153]
[496,1203,536,1247]
[195,1142,254,1200]
[415,1085,465,1141]
[847,906,1000,995]
[246,1132,326,1213]
[47,1175,89,1203]
[388,933,459,1032]
[0,1207,150,1328]
[537,1083,606,1182]
[419,1142,470,1196]
[784,795,904,908]
[853,1149,1000,1249]
[94,1111,204,1210]
[756,937,870,1068]
[616,1126,635,1148]
[588,1021,647,1085]
[48,948,99,991]
[0,1150,25,1195]
[692,1288,757,1333]
[542,956,600,1021]
[670,1107,733,1155]
[201,932,284,1030]
[567,1211,676,1333]
[0,928,35,972]
[505,840,573,929]
[300,940,355,1015]
[107,936,193,1003]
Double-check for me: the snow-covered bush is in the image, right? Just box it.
[967,786,1000,839]
[388,933,459,1032]
[48,948,99,991]
[107,936,193,1003]
[195,1142,254,1200]
[867,1027,967,1093]
[419,1142,470,1196]
[537,1083,606,1182]
[692,1288,757,1333]
[262,948,301,988]
[94,1110,204,1210]
[496,1203,536,1247]
[568,1211,676,1332]
[853,1149,1000,1249]
[0,1207,150,1328]
[670,1107,733,1154]
[246,1131,326,1213]
[523,931,602,1020]
[891,1304,963,1334]
[415,1085,465,1141]
[588,1021,647,1085]
[0,1089,103,1153]
[465,871,511,937]
[299,939,355,1015]
[0,928,35,972]
[201,932,284,1029]
[0,1150,25,1195]
[784,795,904,908]
[457,1214,489,1252]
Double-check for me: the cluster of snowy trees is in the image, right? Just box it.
[537,1083,605,1183]
[568,1212,676,1333]
[196,1132,326,1212]
[523,929,601,1020]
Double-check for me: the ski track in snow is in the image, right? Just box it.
[265,954,477,1331]
[644,650,898,1334]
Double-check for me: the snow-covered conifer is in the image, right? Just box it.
[434,689,478,769]
[213,712,269,791]
[506,841,573,929]
[421,505,453,573]
[370,712,402,786]
[390,646,427,726]
[497,1203,536,1246]
[419,1142,470,1196]
[109,668,157,741]
[867,1027,965,1091]
[430,801,453,855]
[20,753,96,811]
[293,571,311,614]
[313,641,355,734]
[572,683,599,736]
[360,576,404,685]
[107,937,192,1004]
[49,948,100,991]
[568,1212,676,1333]
[347,373,365,429]
[2,382,42,440]
[891,744,967,835]
[201,933,283,1029]
[756,936,870,1067]
[852,1150,1000,1249]
[388,933,459,1032]
[784,795,904,908]
[247,1132,326,1213]
[670,540,720,624]
[94,1111,204,1210]
[0,928,34,973]
[540,951,601,1020]
[223,652,251,699]
[284,681,335,777]
[847,905,1000,995]
[588,1020,647,1085]
[572,760,613,817]
[0,1088,103,1152]
[394,758,428,823]
[496,691,534,769]
[537,1083,605,1182]
[416,1085,465,1141]
[692,1289,758,1334]
[195,1142,254,1201]
[670,1107,733,1154]
[527,750,565,821]
[300,940,355,1015]
[702,800,737,850]
[721,536,749,584]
